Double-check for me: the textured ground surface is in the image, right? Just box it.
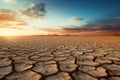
[0,36,120,80]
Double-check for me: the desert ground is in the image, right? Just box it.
[0,36,120,80]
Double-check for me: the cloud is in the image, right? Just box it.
[60,16,120,35]
[29,3,35,7]
[42,26,120,36]
[0,13,18,22]
[61,24,120,36]
[0,20,27,29]
[64,24,120,31]
[94,18,120,25]
[3,0,17,3]
[82,23,97,28]
[22,3,47,18]
[42,28,62,32]
[76,18,120,29]
[0,9,19,21]
[0,9,27,29]
[69,17,83,22]
[16,21,28,26]
[114,16,120,19]
[0,14,15,21]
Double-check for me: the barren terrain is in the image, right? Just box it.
[0,36,120,80]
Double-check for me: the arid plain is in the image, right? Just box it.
[0,36,120,80]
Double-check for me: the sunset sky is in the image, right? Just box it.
[0,0,120,36]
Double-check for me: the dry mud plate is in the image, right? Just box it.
[0,36,120,80]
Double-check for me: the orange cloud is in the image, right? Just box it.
[0,9,28,29]
[0,14,16,21]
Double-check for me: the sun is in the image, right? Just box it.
[2,31,15,36]
[0,28,20,37]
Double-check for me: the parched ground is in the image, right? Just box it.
[0,36,120,80]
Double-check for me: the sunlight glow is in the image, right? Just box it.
[0,28,21,37]
[0,28,53,37]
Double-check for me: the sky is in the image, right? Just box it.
[0,0,120,36]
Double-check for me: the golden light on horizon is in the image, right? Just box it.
[0,28,21,37]
[0,28,54,37]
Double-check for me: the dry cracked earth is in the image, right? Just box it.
[0,36,120,80]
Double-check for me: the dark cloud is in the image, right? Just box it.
[61,16,120,35]
[82,23,97,28]
[95,20,114,25]
[69,17,83,22]
[94,18,120,25]
[73,18,120,30]
[114,16,120,19]
[22,3,47,18]
[62,24,120,36]
[63,24,120,31]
